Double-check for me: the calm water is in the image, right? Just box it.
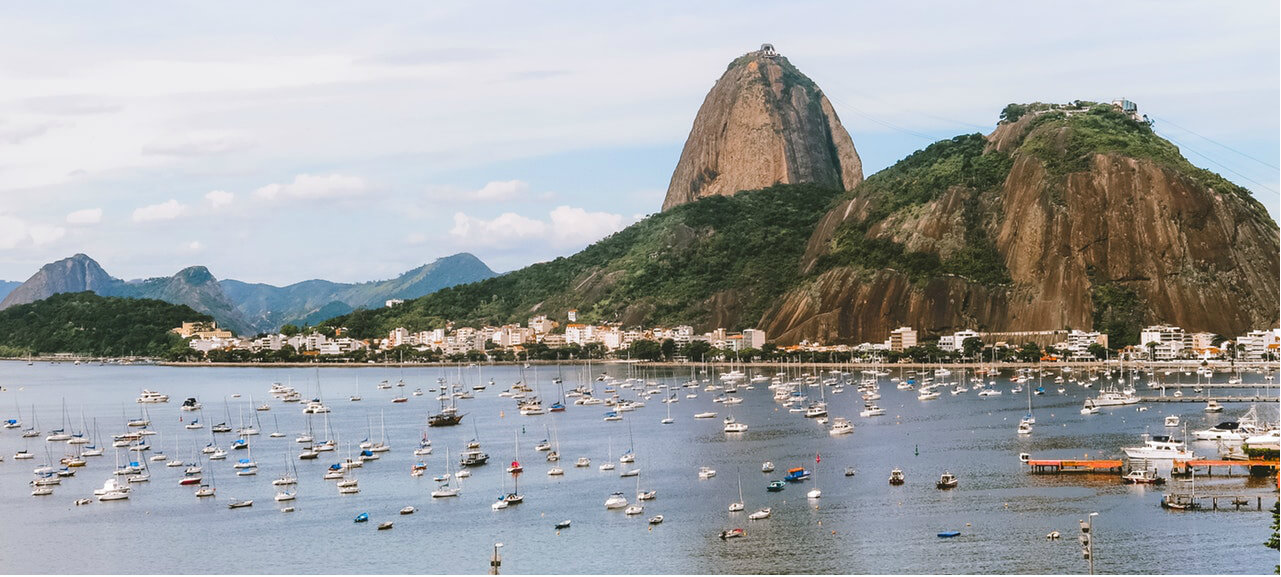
[0,361,1275,575]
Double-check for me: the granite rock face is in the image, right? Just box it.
[662,46,862,211]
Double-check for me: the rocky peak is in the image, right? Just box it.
[661,45,863,211]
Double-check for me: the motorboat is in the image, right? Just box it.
[1122,468,1166,484]
[719,528,746,540]
[1017,421,1033,435]
[554,520,572,530]
[748,508,771,520]
[767,480,785,492]
[1123,434,1195,460]
[844,467,856,477]
[1080,400,1100,415]
[604,492,628,509]
[761,461,775,473]
[859,405,885,417]
[829,417,854,436]
[936,471,958,489]
[1165,415,1180,428]
[575,456,590,468]
[783,467,811,482]
[693,412,717,419]
[136,390,169,404]
[400,506,415,515]
[1203,400,1224,413]
[1244,428,1280,450]
[1091,386,1139,407]
[698,466,717,479]
[648,515,664,525]
[723,416,748,433]
[889,468,905,485]
[1193,420,1257,442]
[624,504,644,516]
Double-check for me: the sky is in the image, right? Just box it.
[0,1,1276,285]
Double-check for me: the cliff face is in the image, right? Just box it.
[662,47,862,211]
[766,104,1280,344]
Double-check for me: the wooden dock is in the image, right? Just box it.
[1135,395,1278,403]
[1027,459,1124,474]
[1170,459,1279,477]
[1160,493,1275,511]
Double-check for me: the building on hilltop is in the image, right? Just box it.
[172,321,233,340]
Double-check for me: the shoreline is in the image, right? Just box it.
[4,357,1274,371]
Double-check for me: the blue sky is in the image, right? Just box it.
[0,1,1276,285]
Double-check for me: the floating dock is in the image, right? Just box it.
[1026,459,1124,474]
[1160,493,1275,511]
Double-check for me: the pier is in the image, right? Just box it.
[1170,459,1280,477]
[1026,459,1124,474]
[1135,395,1278,403]
[1160,493,1276,511]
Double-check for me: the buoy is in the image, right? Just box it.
[965,522,971,527]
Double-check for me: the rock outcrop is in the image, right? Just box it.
[0,254,115,310]
[765,104,1280,344]
[662,45,862,211]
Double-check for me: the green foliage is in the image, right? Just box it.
[1088,343,1109,360]
[815,134,1013,286]
[0,292,209,357]
[1090,280,1145,348]
[1017,342,1043,362]
[324,184,840,338]
[961,337,984,359]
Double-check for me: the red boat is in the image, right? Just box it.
[178,476,202,485]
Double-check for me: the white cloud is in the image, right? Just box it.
[449,205,630,250]
[254,173,366,201]
[132,199,188,222]
[65,208,103,225]
[548,206,627,246]
[0,214,66,249]
[186,241,203,252]
[0,215,29,250]
[28,225,66,246]
[142,131,254,156]
[205,190,234,208]
[473,179,529,200]
[405,232,428,244]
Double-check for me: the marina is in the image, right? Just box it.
[0,361,1276,574]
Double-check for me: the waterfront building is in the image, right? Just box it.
[1139,325,1188,360]
[888,327,917,352]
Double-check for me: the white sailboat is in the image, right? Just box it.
[729,470,745,512]
[807,454,822,499]
[431,448,460,498]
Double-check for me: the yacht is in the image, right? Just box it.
[136,390,170,404]
[1123,434,1195,460]
[1122,468,1166,485]
[723,416,748,434]
[936,471,958,489]
[604,492,628,509]
[1243,429,1280,450]
[1164,415,1180,428]
[829,417,854,436]
[1091,386,1139,407]
[698,466,717,479]
[748,508,772,520]
[889,468,905,485]
[859,405,885,417]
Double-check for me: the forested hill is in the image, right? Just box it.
[323,184,842,339]
[0,292,209,357]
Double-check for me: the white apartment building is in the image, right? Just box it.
[1237,329,1281,361]
[1140,325,1189,360]
[741,329,767,349]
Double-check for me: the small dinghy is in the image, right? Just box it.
[377,522,393,530]
[648,515,663,525]
[937,531,961,538]
[554,520,571,529]
[354,512,369,523]
[400,506,416,515]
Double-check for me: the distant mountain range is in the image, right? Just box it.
[0,281,20,302]
[0,253,496,335]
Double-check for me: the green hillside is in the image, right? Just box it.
[324,184,841,338]
[0,292,209,357]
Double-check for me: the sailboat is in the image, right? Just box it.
[371,411,390,452]
[599,438,615,471]
[807,454,822,499]
[235,441,257,476]
[431,448,460,498]
[506,430,523,474]
[729,469,745,512]
[635,470,655,501]
[661,385,675,425]
[269,415,284,438]
[22,404,40,438]
[273,452,298,486]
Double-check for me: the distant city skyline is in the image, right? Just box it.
[0,1,1276,285]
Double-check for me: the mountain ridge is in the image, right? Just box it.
[0,253,497,334]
